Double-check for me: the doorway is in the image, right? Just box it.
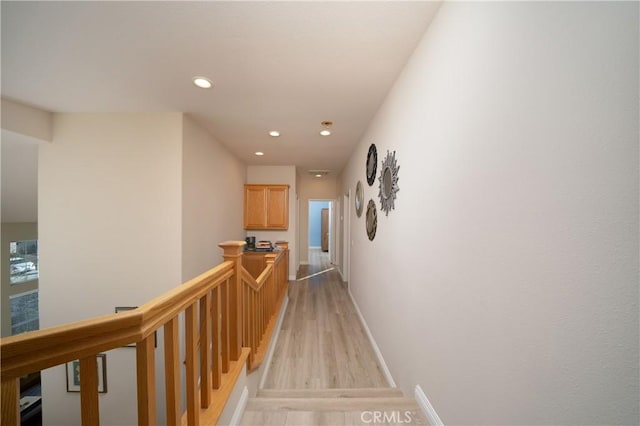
[308,200,333,269]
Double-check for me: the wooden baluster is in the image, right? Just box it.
[277,261,282,301]
[248,289,253,362]
[265,276,269,330]
[244,284,249,349]
[199,292,212,407]
[251,292,260,356]
[219,241,244,361]
[185,303,199,425]
[244,286,249,366]
[211,286,222,389]
[164,318,180,426]
[261,287,265,335]
[136,335,156,426]
[1,377,19,426]
[269,271,273,321]
[272,264,277,314]
[277,256,282,303]
[262,282,267,334]
[256,288,260,342]
[249,289,254,357]
[276,260,280,302]
[259,287,263,343]
[221,279,230,374]
[246,287,251,365]
[267,272,272,319]
[258,288,262,340]
[79,355,100,425]
[265,254,276,321]
[252,290,257,361]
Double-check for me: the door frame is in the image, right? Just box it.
[342,192,350,284]
[308,199,335,264]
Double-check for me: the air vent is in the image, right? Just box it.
[309,170,330,178]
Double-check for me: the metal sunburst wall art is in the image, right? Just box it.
[378,150,400,216]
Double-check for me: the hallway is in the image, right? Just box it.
[240,249,427,425]
[261,248,388,389]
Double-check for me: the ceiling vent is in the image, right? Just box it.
[309,170,330,178]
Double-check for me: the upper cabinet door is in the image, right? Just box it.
[244,184,289,230]
[266,186,288,229]
[244,186,267,229]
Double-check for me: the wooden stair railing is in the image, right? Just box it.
[0,241,289,426]
[240,247,288,371]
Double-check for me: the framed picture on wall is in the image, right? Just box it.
[66,353,107,393]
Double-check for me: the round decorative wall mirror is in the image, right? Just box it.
[382,168,392,198]
[366,144,377,186]
[378,150,400,216]
[366,199,377,241]
[355,181,364,218]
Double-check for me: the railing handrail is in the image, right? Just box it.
[1,240,290,426]
[0,260,234,379]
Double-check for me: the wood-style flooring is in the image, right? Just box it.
[240,249,427,425]
[261,249,388,389]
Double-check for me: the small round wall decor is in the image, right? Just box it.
[378,150,400,216]
[366,144,377,186]
[366,199,377,241]
[355,181,364,218]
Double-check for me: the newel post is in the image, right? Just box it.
[219,241,246,361]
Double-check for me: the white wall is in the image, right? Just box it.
[246,166,297,279]
[338,2,639,425]
[1,135,39,223]
[39,113,183,425]
[182,115,246,281]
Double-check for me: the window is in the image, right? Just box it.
[10,239,38,285]
[10,290,39,335]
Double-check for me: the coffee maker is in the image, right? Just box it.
[245,236,256,250]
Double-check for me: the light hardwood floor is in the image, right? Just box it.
[241,249,427,425]
[261,249,389,389]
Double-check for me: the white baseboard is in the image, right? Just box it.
[229,386,249,426]
[338,268,346,283]
[258,294,289,389]
[347,288,396,387]
[414,385,443,426]
[308,246,321,249]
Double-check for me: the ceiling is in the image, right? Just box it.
[1,1,440,174]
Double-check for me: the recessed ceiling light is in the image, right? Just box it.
[192,76,213,89]
[320,130,331,136]
[269,131,280,137]
[255,151,264,156]
[315,174,322,178]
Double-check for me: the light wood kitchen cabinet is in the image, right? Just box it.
[244,184,289,230]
